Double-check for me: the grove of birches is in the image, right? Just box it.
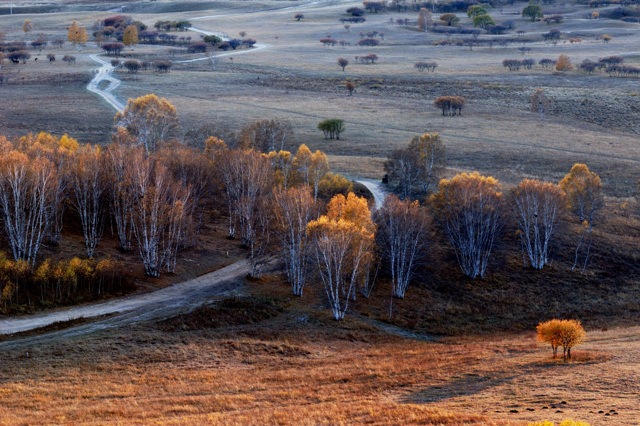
[0,88,608,326]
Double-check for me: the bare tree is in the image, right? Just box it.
[129,155,191,277]
[511,179,565,269]
[217,149,273,251]
[375,195,430,299]
[274,186,318,295]
[240,118,294,153]
[105,143,138,252]
[69,145,107,257]
[384,148,423,199]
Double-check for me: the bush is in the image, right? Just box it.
[357,38,380,46]
[187,42,207,53]
[124,59,141,73]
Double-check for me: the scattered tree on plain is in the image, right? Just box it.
[417,8,432,31]
[511,179,565,269]
[555,54,573,72]
[338,57,349,71]
[67,20,88,48]
[537,319,586,360]
[432,172,503,279]
[345,80,355,96]
[318,119,345,140]
[522,3,543,22]
[434,96,465,116]
[123,25,139,48]
[294,13,304,21]
[439,13,460,26]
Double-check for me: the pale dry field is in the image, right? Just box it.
[3,0,638,193]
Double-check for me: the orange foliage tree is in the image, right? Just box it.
[114,94,180,154]
[537,319,586,360]
[559,163,603,227]
[431,172,503,278]
[511,179,565,269]
[307,193,375,319]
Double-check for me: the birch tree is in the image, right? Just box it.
[375,195,430,298]
[408,132,445,194]
[274,186,317,296]
[559,163,603,228]
[105,143,138,252]
[114,94,180,155]
[69,145,107,258]
[431,172,504,278]
[307,193,375,319]
[0,151,58,266]
[511,179,565,269]
[129,155,191,277]
[309,149,330,201]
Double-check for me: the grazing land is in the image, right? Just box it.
[0,0,639,424]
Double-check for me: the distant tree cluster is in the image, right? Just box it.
[414,61,437,72]
[434,96,465,116]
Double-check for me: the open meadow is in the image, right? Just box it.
[0,0,639,424]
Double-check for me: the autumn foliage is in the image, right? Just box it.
[307,193,376,319]
[432,172,503,278]
[537,319,586,360]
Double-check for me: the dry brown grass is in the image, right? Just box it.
[0,293,637,425]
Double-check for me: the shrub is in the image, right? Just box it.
[357,38,380,46]
[187,42,207,53]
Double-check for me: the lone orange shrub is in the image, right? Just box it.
[537,319,586,360]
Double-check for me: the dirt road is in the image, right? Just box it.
[0,259,250,345]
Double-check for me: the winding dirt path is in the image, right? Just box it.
[0,260,250,340]
[355,179,388,209]
[86,53,125,112]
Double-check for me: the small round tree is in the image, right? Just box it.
[555,54,573,72]
[522,3,543,22]
[537,319,585,360]
[337,57,349,71]
[294,13,304,21]
[345,80,355,96]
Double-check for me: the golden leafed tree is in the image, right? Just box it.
[22,19,33,34]
[559,163,603,227]
[123,25,139,47]
[537,319,585,360]
[114,94,180,154]
[431,172,503,278]
[307,192,375,319]
[555,54,573,72]
[67,20,88,46]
